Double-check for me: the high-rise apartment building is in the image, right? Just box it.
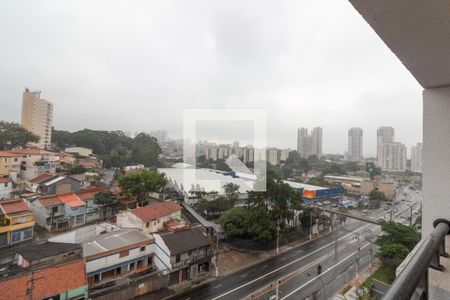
[377,126,395,166]
[21,88,53,149]
[297,127,322,158]
[347,127,363,161]
[149,130,168,144]
[411,142,423,173]
[311,127,323,157]
[380,142,407,171]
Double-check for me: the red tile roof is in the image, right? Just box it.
[75,186,109,200]
[131,200,181,222]
[58,194,85,207]
[38,195,63,207]
[28,173,54,184]
[7,148,56,156]
[0,177,12,184]
[0,199,30,214]
[0,259,87,300]
[0,151,19,158]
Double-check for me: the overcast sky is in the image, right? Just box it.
[0,0,422,156]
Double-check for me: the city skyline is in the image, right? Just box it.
[0,1,422,154]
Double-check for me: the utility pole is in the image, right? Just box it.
[309,211,313,240]
[276,219,280,254]
[215,236,219,277]
[276,279,279,300]
[410,205,413,227]
[355,233,360,277]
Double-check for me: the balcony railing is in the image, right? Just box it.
[383,219,450,300]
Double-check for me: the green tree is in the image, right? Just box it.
[94,190,117,219]
[219,207,247,237]
[378,243,410,267]
[132,133,161,167]
[224,183,240,203]
[0,121,39,150]
[68,165,87,174]
[370,189,387,201]
[118,170,167,206]
[103,144,133,168]
[376,221,420,251]
[366,162,382,179]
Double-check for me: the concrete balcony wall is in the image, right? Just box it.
[423,87,450,236]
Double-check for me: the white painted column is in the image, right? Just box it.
[423,86,450,236]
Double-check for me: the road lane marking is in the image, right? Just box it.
[213,285,222,289]
[210,223,372,300]
[281,257,286,261]
[296,249,304,254]
[240,273,248,278]
[262,265,268,269]
[280,243,371,300]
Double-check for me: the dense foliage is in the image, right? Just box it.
[218,170,303,244]
[52,129,161,167]
[118,169,167,205]
[376,221,420,266]
[0,121,39,150]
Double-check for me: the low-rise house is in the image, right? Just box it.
[0,177,13,200]
[58,193,87,227]
[0,151,20,178]
[0,241,88,300]
[38,174,82,195]
[75,186,114,222]
[7,148,58,180]
[154,227,214,285]
[116,200,182,233]
[25,173,54,193]
[0,198,35,247]
[28,187,114,232]
[28,194,68,231]
[65,146,93,158]
[83,228,155,288]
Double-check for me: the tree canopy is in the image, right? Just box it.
[0,121,39,150]
[218,170,303,244]
[118,169,167,205]
[52,129,161,168]
[376,221,420,251]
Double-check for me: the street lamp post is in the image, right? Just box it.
[310,211,313,240]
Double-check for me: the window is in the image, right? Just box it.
[119,250,129,258]
[15,216,27,224]
[153,221,156,226]
[11,231,21,243]
[23,228,33,240]
[176,255,180,263]
[157,219,161,224]
[146,222,149,228]
[140,246,146,252]
[129,262,135,271]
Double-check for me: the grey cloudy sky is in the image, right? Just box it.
[0,0,422,156]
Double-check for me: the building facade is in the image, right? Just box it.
[297,127,322,158]
[116,200,182,233]
[379,142,407,171]
[411,142,423,173]
[0,151,20,178]
[0,178,13,200]
[154,227,213,286]
[376,126,395,166]
[347,127,363,161]
[83,229,155,288]
[0,199,35,247]
[21,88,53,149]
